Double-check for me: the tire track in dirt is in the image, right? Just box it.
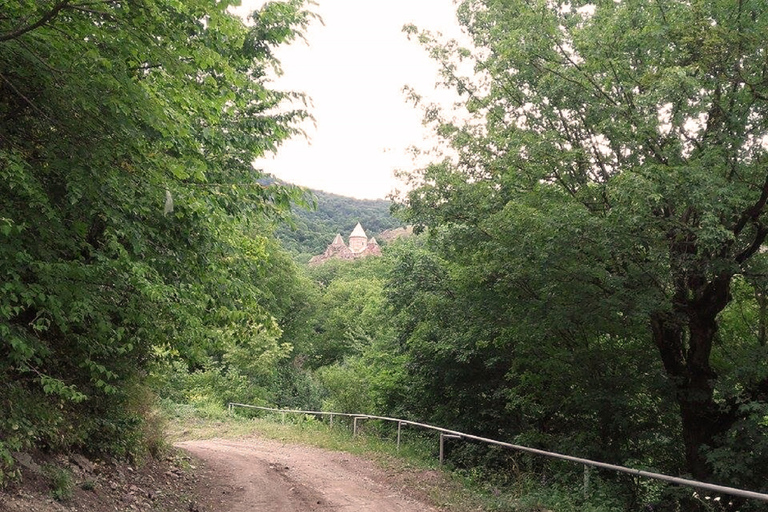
[177,438,439,512]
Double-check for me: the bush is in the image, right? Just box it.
[705,402,768,510]
[268,361,327,410]
[152,360,269,410]
[43,465,74,502]
[317,359,375,414]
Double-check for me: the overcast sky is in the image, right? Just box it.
[235,0,465,199]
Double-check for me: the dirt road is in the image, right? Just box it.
[176,438,440,512]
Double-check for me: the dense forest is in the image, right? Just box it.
[3,1,768,511]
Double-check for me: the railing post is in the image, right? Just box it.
[440,434,461,465]
[397,421,402,451]
[281,411,285,425]
[353,416,359,437]
[330,413,334,428]
[584,464,591,497]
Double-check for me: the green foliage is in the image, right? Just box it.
[165,399,230,423]
[0,0,314,478]
[43,464,74,502]
[395,0,768,492]
[153,361,269,409]
[269,361,327,410]
[316,338,408,416]
[0,439,21,486]
[0,383,84,456]
[317,359,376,414]
[705,401,768,496]
[300,256,393,367]
[383,235,682,478]
[149,229,320,410]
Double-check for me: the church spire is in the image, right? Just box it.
[349,222,367,239]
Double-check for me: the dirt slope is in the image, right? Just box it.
[177,438,439,512]
[0,450,204,512]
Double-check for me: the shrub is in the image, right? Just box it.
[43,465,74,502]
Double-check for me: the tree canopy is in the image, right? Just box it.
[0,0,313,466]
[398,0,768,489]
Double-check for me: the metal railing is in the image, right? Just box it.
[227,402,768,504]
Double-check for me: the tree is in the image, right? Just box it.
[385,232,681,482]
[401,0,768,485]
[303,257,392,367]
[0,0,313,465]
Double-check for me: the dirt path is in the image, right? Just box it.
[176,438,440,512]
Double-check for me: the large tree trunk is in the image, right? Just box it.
[650,277,733,481]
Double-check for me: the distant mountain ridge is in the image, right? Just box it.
[276,186,404,258]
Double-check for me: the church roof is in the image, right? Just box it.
[331,233,344,246]
[349,222,367,239]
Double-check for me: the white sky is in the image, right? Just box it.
[235,0,465,199]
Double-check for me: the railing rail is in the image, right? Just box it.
[227,402,768,503]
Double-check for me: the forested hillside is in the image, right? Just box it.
[275,187,404,257]
[4,1,768,511]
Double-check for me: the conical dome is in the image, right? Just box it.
[349,222,368,253]
[349,222,367,239]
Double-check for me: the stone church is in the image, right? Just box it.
[308,222,382,266]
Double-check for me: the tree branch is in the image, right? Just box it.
[735,224,768,264]
[0,72,56,125]
[0,1,71,42]
[732,172,768,238]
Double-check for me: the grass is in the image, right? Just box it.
[43,464,74,502]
